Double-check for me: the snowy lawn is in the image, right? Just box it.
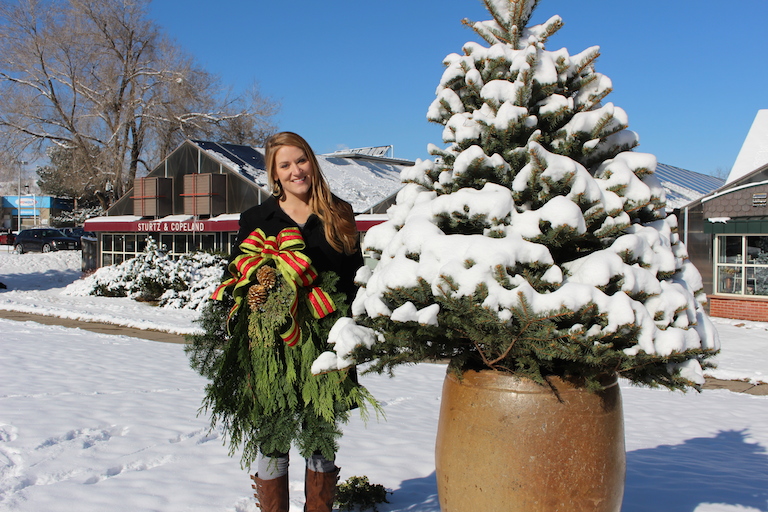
[1,249,767,511]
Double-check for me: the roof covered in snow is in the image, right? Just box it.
[192,140,411,213]
[727,110,768,184]
[653,162,724,209]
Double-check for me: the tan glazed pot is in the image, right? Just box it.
[435,369,625,512]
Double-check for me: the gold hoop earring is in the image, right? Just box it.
[272,180,283,197]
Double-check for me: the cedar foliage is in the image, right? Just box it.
[186,269,376,468]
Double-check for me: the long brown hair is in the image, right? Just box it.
[265,132,358,254]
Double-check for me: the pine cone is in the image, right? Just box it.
[257,265,277,289]
[247,284,268,311]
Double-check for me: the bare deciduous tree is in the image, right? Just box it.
[0,0,278,207]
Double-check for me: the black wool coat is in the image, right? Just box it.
[230,196,364,306]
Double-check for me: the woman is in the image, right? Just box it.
[230,132,365,512]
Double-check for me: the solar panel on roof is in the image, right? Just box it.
[192,140,264,169]
[191,140,268,186]
[215,142,266,169]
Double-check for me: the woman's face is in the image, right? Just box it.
[273,145,313,201]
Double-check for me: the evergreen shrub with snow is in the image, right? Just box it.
[51,206,104,228]
[65,237,226,310]
[313,0,719,391]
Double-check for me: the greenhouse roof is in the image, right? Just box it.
[654,162,724,209]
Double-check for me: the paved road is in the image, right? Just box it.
[1,309,765,395]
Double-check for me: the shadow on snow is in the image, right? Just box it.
[623,429,768,512]
[378,430,767,511]
[0,269,82,292]
[383,472,440,512]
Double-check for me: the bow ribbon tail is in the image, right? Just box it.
[272,244,315,346]
[279,285,336,346]
[280,290,301,346]
[211,276,236,302]
[306,287,336,319]
[210,228,274,334]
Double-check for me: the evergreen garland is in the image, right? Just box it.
[186,267,377,468]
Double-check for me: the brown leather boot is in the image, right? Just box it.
[304,467,340,512]
[251,473,289,512]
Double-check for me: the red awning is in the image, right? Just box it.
[84,214,388,233]
[84,215,240,233]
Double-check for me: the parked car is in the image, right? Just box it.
[61,226,96,239]
[13,228,82,253]
[0,231,14,246]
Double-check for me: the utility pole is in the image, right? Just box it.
[17,161,21,232]
[16,160,28,232]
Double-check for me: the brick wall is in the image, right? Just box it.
[709,295,768,322]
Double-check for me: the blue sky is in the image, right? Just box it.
[149,0,768,178]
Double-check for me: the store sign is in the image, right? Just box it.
[18,197,37,207]
[136,220,207,232]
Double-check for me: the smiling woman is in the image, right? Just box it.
[190,132,373,512]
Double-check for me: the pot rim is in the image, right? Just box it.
[447,368,619,394]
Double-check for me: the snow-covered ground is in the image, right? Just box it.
[1,248,767,511]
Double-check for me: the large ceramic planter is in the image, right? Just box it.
[435,369,625,512]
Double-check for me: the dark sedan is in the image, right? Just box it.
[13,228,82,253]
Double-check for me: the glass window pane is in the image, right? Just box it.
[103,234,113,251]
[137,235,148,253]
[717,266,742,294]
[746,267,768,296]
[125,235,136,253]
[114,234,125,252]
[746,236,768,264]
[188,235,200,252]
[174,234,187,254]
[201,234,215,252]
[718,236,742,264]
[160,235,173,253]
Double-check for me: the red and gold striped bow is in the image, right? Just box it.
[211,227,336,346]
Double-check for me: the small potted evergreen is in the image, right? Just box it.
[312,1,720,510]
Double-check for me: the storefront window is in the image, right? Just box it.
[99,232,228,267]
[101,233,155,267]
[715,235,768,296]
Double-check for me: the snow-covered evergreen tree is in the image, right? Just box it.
[313,0,719,391]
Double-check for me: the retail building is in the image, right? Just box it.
[82,139,411,270]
